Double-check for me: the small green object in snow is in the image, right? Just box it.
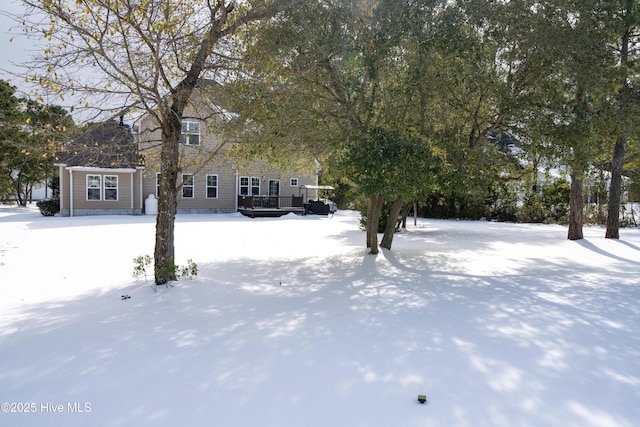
[418,395,427,404]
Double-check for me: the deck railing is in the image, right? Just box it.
[238,195,304,210]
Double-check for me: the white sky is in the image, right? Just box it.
[0,0,39,96]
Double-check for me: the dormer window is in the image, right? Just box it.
[180,121,200,145]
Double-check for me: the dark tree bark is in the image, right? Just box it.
[380,196,404,250]
[366,195,385,254]
[154,118,182,284]
[568,173,584,240]
[605,134,626,239]
[606,25,632,239]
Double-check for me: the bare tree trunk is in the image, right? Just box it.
[606,26,631,239]
[366,195,384,254]
[154,121,181,285]
[381,197,403,250]
[606,134,626,239]
[568,173,584,240]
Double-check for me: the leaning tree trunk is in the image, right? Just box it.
[380,197,404,250]
[154,120,182,285]
[605,135,626,239]
[568,173,584,240]
[366,195,385,254]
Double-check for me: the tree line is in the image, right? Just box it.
[223,0,640,249]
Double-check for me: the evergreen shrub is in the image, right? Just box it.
[36,199,60,216]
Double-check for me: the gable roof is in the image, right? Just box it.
[55,120,143,169]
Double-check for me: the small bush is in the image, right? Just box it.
[133,255,198,282]
[36,199,60,216]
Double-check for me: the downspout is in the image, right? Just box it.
[234,168,239,211]
[130,172,134,213]
[68,168,74,217]
[139,170,143,214]
[58,165,64,216]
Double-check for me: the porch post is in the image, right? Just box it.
[130,172,134,212]
[68,168,74,217]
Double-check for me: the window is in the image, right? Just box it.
[290,178,299,187]
[239,176,249,196]
[240,176,260,196]
[180,121,200,145]
[268,180,280,196]
[104,176,118,200]
[87,174,118,201]
[206,174,218,198]
[182,174,194,198]
[87,175,101,200]
[156,173,161,198]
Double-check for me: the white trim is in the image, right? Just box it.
[181,173,194,199]
[103,175,119,201]
[87,174,102,201]
[268,179,280,196]
[235,169,239,211]
[66,166,137,173]
[206,174,219,199]
[59,165,65,215]
[69,169,74,217]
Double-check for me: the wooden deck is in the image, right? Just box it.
[237,195,305,218]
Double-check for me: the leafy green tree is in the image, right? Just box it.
[0,80,25,201]
[225,0,444,252]
[0,80,71,205]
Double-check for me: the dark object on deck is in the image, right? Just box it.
[307,200,331,215]
[418,395,427,404]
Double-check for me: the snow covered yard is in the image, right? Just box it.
[1,205,639,427]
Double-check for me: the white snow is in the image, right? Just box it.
[1,205,639,427]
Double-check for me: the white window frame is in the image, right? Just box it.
[268,179,280,196]
[206,174,218,199]
[290,178,299,187]
[104,175,118,201]
[251,177,260,196]
[156,173,161,198]
[182,174,194,198]
[239,176,249,196]
[239,176,261,196]
[87,175,101,201]
[180,121,200,145]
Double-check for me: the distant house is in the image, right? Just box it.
[54,119,145,217]
[134,82,319,215]
[55,83,320,216]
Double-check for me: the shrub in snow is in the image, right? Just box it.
[133,255,197,282]
[36,199,60,216]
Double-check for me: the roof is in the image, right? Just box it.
[55,120,143,169]
[300,185,335,190]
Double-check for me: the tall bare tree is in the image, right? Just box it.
[19,0,293,284]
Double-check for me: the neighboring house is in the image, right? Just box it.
[54,119,145,217]
[135,81,319,215]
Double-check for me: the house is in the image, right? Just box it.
[55,83,320,216]
[134,82,320,216]
[54,119,145,217]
